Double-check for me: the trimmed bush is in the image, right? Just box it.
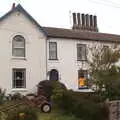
[38,80,66,100]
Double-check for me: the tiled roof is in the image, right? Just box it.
[43,27,120,42]
[1,4,120,43]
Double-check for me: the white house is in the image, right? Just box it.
[0,4,120,94]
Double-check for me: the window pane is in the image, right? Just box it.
[12,35,25,57]
[78,70,88,89]
[49,42,57,60]
[13,40,24,48]
[50,51,56,59]
[13,69,26,88]
[50,43,56,51]
[13,48,25,57]
[16,80,23,88]
[77,44,86,60]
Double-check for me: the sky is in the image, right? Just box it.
[0,0,120,34]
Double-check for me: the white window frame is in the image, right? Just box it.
[77,44,87,61]
[78,70,88,89]
[12,68,26,88]
[49,42,58,60]
[12,35,25,57]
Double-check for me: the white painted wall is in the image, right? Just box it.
[0,10,47,95]
[47,38,114,91]
[0,8,117,94]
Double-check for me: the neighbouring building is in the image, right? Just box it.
[0,3,120,94]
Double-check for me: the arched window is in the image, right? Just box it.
[49,69,59,81]
[12,35,25,57]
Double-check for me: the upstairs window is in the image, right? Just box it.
[49,42,57,60]
[12,35,25,57]
[77,44,87,61]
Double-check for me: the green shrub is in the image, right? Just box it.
[52,88,108,120]
[11,92,23,100]
[6,105,38,120]
[51,81,67,108]
[0,88,6,104]
[38,80,66,100]
[73,100,108,120]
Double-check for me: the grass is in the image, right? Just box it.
[38,110,80,120]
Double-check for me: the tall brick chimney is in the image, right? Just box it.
[72,12,98,32]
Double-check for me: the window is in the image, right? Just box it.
[78,70,88,89]
[77,44,87,61]
[49,42,57,60]
[49,69,59,81]
[12,69,26,88]
[12,35,25,57]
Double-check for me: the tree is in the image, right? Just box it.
[88,44,120,100]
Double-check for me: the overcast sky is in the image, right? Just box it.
[0,0,120,34]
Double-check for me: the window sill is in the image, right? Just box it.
[48,59,58,61]
[77,60,87,61]
[11,88,28,92]
[76,88,94,92]
[12,57,27,60]
[78,86,88,89]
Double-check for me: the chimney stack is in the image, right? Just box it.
[12,3,15,10]
[72,12,98,32]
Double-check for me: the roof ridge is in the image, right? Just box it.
[43,26,120,36]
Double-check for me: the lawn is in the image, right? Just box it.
[38,110,80,120]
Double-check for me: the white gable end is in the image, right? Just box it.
[0,9,47,94]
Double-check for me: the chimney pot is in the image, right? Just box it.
[77,13,81,29]
[81,13,85,29]
[72,13,77,29]
[90,15,94,31]
[12,3,15,10]
[93,15,98,31]
[85,14,89,30]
